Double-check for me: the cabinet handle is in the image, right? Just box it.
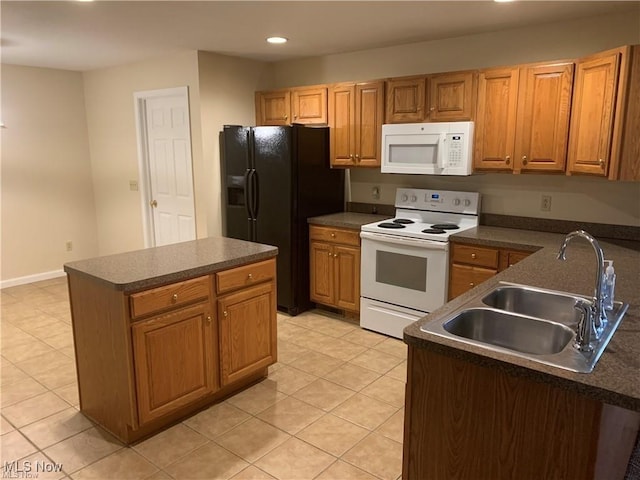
[430,106,435,111]
[172,293,178,302]
[294,115,297,119]
[349,154,354,162]
[206,316,212,324]
[505,155,511,165]
[599,159,605,169]
[355,154,360,162]
[471,253,477,259]
[248,273,253,281]
[333,253,338,258]
[522,155,528,165]
[328,251,332,257]
[470,282,475,287]
[331,233,336,238]
[223,311,228,317]
[284,115,288,120]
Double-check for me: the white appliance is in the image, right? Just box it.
[360,188,481,339]
[381,121,474,175]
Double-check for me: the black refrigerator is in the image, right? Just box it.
[221,124,345,315]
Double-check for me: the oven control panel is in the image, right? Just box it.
[395,188,480,214]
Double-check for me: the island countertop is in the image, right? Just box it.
[404,225,640,411]
[63,236,278,292]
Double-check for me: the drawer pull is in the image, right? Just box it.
[471,253,477,259]
[331,233,336,238]
[206,315,212,324]
[172,294,178,302]
[469,282,475,287]
[248,273,253,281]
[223,311,228,317]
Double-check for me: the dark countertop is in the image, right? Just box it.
[63,237,278,293]
[307,212,390,230]
[405,225,640,411]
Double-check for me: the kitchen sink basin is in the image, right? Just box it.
[442,308,574,355]
[481,285,582,327]
[421,282,629,373]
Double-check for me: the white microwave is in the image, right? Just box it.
[381,121,474,175]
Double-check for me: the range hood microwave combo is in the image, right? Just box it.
[381,121,474,176]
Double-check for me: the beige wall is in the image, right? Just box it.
[1,65,99,282]
[196,51,268,238]
[82,51,204,255]
[267,12,640,226]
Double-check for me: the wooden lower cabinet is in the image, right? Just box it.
[403,346,640,480]
[449,242,531,300]
[309,225,360,312]
[132,302,216,425]
[67,257,277,443]
[218,281,277,386]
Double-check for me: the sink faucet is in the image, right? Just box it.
[557,230,608,351]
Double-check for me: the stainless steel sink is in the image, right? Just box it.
[481,285,582,327]
[443,308,574,356]
[421,282,629,373]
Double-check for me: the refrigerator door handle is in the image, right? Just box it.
[244,169,254,219]
[251,170,259,219]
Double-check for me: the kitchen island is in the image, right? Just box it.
[64,237,278,444]
[403,227,640,480]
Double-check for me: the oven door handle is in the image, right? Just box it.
[360,231,449,250]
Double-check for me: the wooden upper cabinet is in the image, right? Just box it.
[567,49,621,176]
[291,86,327,124]
[514,62,574,173]
[428,71,476,121]
[385,76,427,123]
[328,81,384,167]
[474,67,520,171]
[255,90,291,125]
[255,86,328,126]
[617,45,640,181]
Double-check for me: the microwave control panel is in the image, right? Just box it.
[447,134,464,167]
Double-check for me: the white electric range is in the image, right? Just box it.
[359,188,481,339]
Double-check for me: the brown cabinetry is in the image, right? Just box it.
[448,242,530,300]
[309,225,361,312]
[217,261,277,386]
[385,76,427,123]
[328,81,384,167]
[475,62,573,173]
[255,86,327,126]
[67,257,277,443]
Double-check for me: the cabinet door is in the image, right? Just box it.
[132,303,216,425]
[218,281,276,386]
[474,67,520,171]
[329,84,356,167]
[385,76,426,123]
[310,240,335,306]
[256,90,291,126]
[567,51,621,176]
[334,244,360,312]
[448,264,497,300]
[514,63,574,173]
[292,87,327,124]
[428,71,475,121]
[355,81,384,167]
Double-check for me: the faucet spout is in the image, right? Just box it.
[557,230,608,345]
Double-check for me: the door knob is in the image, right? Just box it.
[150,199,158,208]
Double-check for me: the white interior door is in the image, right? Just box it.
[138,87,196,247]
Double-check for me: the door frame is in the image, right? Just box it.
[133,86,195,248]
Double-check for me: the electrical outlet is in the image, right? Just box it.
[129,180,139,191]
[372,186,380,200]
[541,195,552,212]
[66,241,73,252]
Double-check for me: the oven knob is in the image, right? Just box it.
[453,199,461,206]
[401,194,409,202]
[464,199,471,207]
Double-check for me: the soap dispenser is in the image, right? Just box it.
[603,260,616,310]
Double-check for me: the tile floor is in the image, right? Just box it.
[1,277,406,479]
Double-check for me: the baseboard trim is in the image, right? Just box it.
[1,269,66,289]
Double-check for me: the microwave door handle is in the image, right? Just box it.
[437,133,447,169]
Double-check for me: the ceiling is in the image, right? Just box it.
[2,1,639,72]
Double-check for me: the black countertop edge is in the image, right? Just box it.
[403,332,639,412]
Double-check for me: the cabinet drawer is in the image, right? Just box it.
[216,259,276,295]
[451,244,499,269]
[130,276,211,319]
[449,264,497,300]
[309,225,360,246]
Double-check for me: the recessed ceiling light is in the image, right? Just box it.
[266,37,288,44]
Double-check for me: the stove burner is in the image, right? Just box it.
[421,228,447,234]
[392,218,415,224]
[430,223,460,230]
[378,222,406,229]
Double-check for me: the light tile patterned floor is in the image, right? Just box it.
[1,277,405,479]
